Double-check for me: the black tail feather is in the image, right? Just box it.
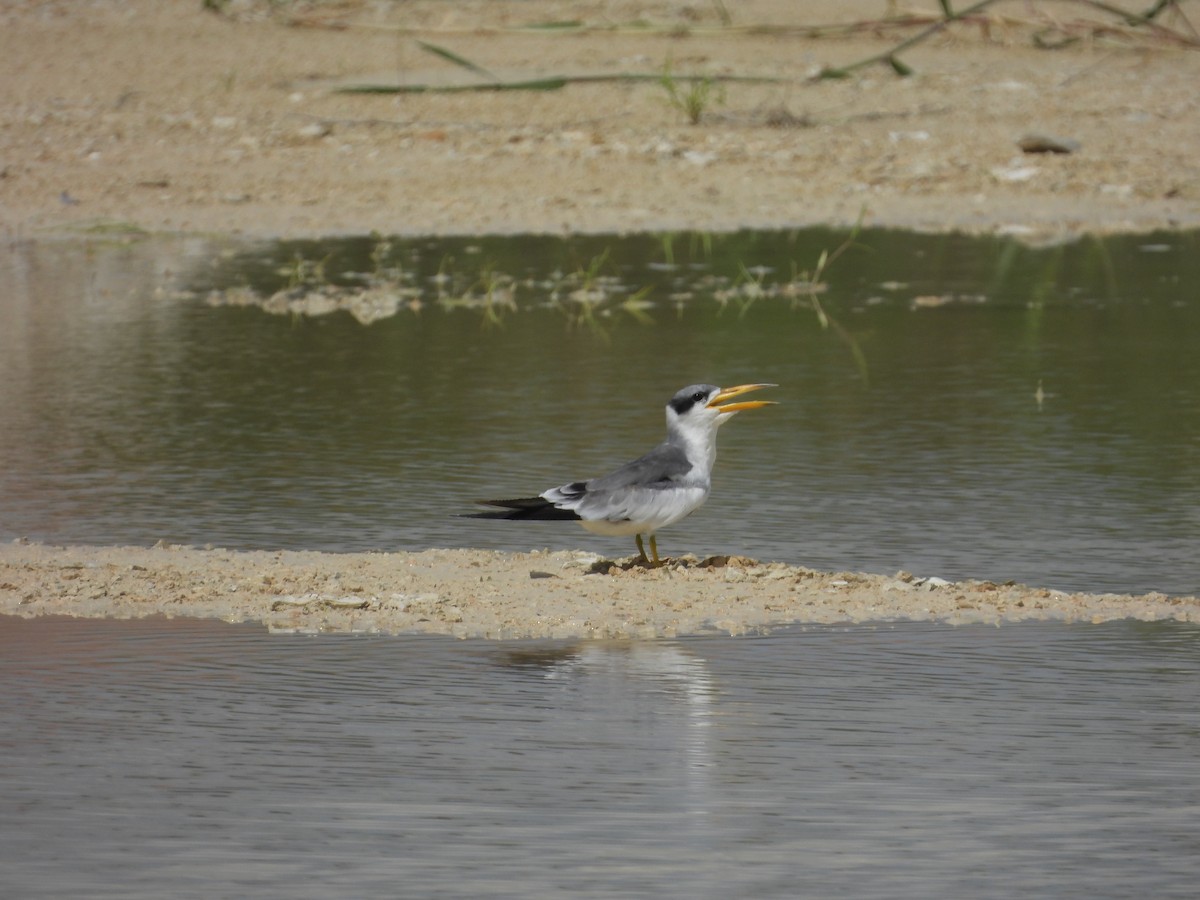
[465,497,581,521]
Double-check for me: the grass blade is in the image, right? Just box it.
[340,77,568,94]
[416,40,499,82]
[336,72,787,95]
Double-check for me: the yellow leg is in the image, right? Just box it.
[649,534,661,565]
[634,534,650,564]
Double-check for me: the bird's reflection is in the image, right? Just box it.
[497,640,717,821]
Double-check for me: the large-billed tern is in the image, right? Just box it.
[469,383,777,564]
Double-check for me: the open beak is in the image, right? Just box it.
[707,383,778,413]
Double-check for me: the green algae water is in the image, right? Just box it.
[1,228,1197,594]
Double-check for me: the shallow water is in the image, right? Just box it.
[2,615,1198,899]
[1,229,1198,594]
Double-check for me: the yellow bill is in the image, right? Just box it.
[707,383,778,413]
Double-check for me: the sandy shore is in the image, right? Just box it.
[3,542,1197,638]
[2,0,1199,242]
[4,1,1199,636]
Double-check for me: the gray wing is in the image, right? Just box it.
[585,440,693,492]
[540,441,698,524]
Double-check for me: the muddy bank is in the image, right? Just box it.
[2,542,1196,639]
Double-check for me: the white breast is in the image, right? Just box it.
[576,485,709,536]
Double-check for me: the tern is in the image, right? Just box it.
[468,383,777,564]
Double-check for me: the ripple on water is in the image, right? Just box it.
[1,615,1198,898]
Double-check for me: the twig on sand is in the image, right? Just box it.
[816,0,1198,80]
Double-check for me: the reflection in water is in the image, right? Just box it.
[2,616,1199,899]
[504,641,716,818]
[1,231,1198,594]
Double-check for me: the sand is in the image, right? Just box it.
[2,0,1198,636]
[3,0,1199,242]
[2,541,1198,638]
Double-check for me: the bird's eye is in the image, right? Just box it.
[693,392,706,403]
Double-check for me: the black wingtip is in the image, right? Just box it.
[474,497,552,510]
[464,497,581,521]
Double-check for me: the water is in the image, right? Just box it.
[2,615,1198,899]
[1,229,1198,594]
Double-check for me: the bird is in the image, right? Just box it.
[467,383,777,565]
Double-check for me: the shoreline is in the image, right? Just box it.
[17,195,1200,245]
[3,542,1196,639]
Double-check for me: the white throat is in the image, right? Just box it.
[667,409,731,483]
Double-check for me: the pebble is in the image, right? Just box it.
[1018,133,1080,154]
[296,122,331,140]
[992,163,1040,183]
